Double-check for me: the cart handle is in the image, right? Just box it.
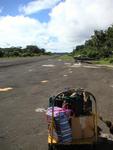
[50,89,98,143]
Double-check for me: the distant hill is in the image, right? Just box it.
[53,52,69,55]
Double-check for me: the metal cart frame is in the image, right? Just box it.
[48,88,98,150]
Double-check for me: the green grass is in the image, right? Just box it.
[58,54,74,61]
[94,58,113,65]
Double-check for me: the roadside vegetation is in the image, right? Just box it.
[0,45,52,58]
[59,54,74,61]
[94,58,113,65]
[72,25,113,64]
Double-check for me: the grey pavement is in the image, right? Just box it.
[0,56,113,150]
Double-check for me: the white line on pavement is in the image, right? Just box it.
[110,85,113,88]
[70,63,81,67]
[64,75,68,77]
[35,108,46,113]
[83,65,100,69]
[41,80,49,83]
[42,64,55,67]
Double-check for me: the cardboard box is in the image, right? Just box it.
[72,115,94,140]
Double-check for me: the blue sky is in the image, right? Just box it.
[29,9,51,22]
[0,0,29,15]
[0,0,51,22]
[0,0,113,52]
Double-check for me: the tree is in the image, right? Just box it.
[0,49,4,57]
[0,45,48,57]
[72,25,113,59]
[26,45,41,54]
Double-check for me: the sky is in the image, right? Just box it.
[0,0,113,52]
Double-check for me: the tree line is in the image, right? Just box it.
[0,45,51,57]
[72,25,113,59]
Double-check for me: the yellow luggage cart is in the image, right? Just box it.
[47,88,98,150]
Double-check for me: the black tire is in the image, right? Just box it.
[48,144,57,150]
[48,144,52,150]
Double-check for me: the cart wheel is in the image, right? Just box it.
[48,144,52,150]
[48,144,57,150]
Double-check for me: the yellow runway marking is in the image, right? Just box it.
[0,87,13,92]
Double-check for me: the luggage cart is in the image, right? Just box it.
[47,88,98,150]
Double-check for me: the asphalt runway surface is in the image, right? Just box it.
[0,56,113,150]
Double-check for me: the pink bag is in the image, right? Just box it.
[46,107,71,118]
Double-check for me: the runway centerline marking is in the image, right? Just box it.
[35,108,46,113]
[68,68,72,71]
[64,75,68,77]
[64,63,71,65]
[41,80,49,83]
[42,64,55,67]
[83,65,100,69]
[70,63,81,67]
[28,69,33,72]
[58,59,61,61]
[110,85,113,88]
[0,87,13,92]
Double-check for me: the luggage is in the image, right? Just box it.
[46,107,72,143]
[72,115,95,139]
[55,112,72,143]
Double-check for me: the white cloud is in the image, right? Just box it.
[19,0,61,15]
[0,0,113,52]
[0,15,48,48]
[47,0,113,52]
